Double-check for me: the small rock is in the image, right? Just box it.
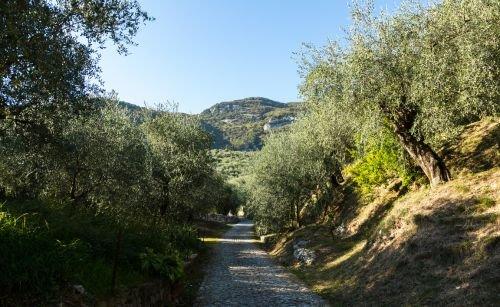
[293,240,316,265]
[293,248,316,265]
[333,224,346,237]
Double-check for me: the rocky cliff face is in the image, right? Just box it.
[263,115,296,132]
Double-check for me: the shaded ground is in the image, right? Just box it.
[195,220,327,306]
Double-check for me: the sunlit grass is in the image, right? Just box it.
[323,240,366,270]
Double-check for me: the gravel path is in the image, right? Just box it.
[195,220,328,306]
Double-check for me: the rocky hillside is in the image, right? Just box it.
[200,97,301,150]
[119,98,301,151]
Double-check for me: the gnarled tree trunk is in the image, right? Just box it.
[393,127,450,186]
[382,98,451,187]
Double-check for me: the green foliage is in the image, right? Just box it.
[346,131,415,195]
[72,259,146,297]
[0,0,151,122]
[0,198,201,301]
[246,87,357,234]
[161,223,201,253]
[247,0,499,233]
[0,203,89,296]
[299,0,499,184]
[142,109,220,219]
[211,149,254,180]
[247,116,345,234]
[0,0,237,302]
[209,149,254,214]
[140,248,184,282]
[0,100,228,300]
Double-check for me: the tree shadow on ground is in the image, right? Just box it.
[444,118,499,174]
[319,195,500,306]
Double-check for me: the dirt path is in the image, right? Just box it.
[195,220,327,306]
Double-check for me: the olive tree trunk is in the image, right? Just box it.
[383,99,451,187]
[295,202,301,228]
[393,128,450,186]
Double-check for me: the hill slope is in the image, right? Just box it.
[119,97,301,151]
[269,118,500,306]
[201,97,300,150]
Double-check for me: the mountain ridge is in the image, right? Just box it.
[200,97,300,150]
[120,97,301,151]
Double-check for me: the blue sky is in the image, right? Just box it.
[99,0,402,113]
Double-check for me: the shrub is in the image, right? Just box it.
[0,199,201,301]
[140,248,184,282]
[0,205,89,297]
[346,131,416,195]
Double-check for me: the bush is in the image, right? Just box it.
[140,247,184,282]
[0,205,89,297]
[0,199,200,301]
[346,131,416,195]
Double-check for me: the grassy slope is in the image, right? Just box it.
[211,149,254,181]
[270,118,500,306]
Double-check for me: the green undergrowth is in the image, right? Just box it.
[0,199,201,304]
[345,130,418,196]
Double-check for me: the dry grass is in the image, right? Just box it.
[443,117,499,176]
[270,118,500,306]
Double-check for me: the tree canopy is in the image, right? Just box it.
[300,0,499,185]
[0,0,151,120]
[247,0,499,234]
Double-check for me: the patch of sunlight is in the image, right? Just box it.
[347,195,394,234]
[200,237,220,243]
[200,237,260,243]
[323,240,367,270]
[313,282,331,292]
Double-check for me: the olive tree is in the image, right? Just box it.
[0,0,151,121]
[248,119,339,233]
[300,0,499,186]
[59,103,150,207]
[142,111,216,220]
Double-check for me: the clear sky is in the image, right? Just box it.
[98,0,402,113]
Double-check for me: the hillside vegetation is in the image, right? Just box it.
[201,97,301,150]
[119,97,301,151]
[1,0,499,305]
[269,118,499,306]
[243,0,499,305]
[0,1,239,305]
[211,149,254,181]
